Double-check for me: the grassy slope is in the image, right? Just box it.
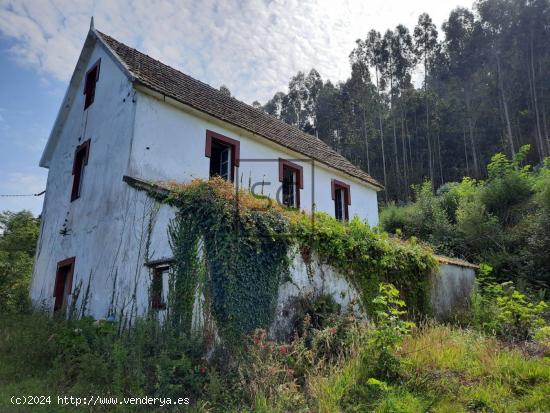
[1,315,549,412]
[310,325,550,413]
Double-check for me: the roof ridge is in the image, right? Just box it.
[95,30,383,189]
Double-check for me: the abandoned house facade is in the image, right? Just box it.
[30,24,386,320]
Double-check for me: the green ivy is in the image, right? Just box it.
[163,179,291,341]
[290,213,437,315]
[146,178,437,342]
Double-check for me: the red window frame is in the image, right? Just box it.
[84,58,101,110]
[151,265,169,310]
[331,179,351,221]
[71,139,90,202]
[279,159,304,209]
[53,257,75,313]
[205,129,240,181]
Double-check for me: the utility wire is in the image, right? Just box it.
[0,190,45,197]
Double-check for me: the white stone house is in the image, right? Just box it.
[30,23,384,321]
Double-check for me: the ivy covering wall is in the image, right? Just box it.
[139,177,437,342]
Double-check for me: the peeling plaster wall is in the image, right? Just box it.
[31,41,473,326]
[430,264,476,320]
[129,92,380,226]
[270,250,363,339]
[30,41,151,321]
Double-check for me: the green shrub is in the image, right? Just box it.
[471,267,548,341]
[368,283,415,380]
[292,213,437,315]
[0,211,39,313]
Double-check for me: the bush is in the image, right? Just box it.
[471,267,548,342]
[365,283,414,380]
[0,211,39,313]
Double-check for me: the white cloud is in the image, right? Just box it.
[0,0,471,104]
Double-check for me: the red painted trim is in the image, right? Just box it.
[72,139,90,174]
[83,58,101,94]
[278,159,303,189]
[205,130,240,166]
[84,58,101,109]
[151,265,169,310]
[54,257,75,297]
[71,139,90,201]
[279,158,303,209]
[331,179,351,221]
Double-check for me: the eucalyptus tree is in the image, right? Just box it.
[391,24,416,198]
[366,30,389,200]
[443,7,484,177]
[476,0,517,157]
[414,13,439,188]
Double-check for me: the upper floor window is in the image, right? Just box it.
[279,159,303,209]
[84,59,101,110]
[71,139,90,202]
[331,179,351,221]
[205,130,240,181]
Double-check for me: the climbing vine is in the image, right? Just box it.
[140,176,437,342]
[291,212,437,315]
[163,178,291,341]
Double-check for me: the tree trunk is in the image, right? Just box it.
[390,74,401,198]
[424,57,434,190]
[401,109,409,199]
[362,108,370,174]
[529,32,546,160]
[496,53,515,156]
[464,89,479,177]
[463,123,470,176]
[437,132,444,186]
[375,68,388,202]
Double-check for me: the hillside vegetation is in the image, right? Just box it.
[1,178,549,411]
[262,0,550,203]
[381,146,550,290]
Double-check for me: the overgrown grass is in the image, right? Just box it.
[307,324,549,413]
[1,312,548,412]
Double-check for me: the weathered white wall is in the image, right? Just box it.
[270,250,363,339]
[430,264,476,320]
[30,40,153,320]
[129,92,380,226]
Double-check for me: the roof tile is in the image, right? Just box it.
[97,30,383,189]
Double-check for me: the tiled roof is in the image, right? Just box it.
[435,255,479,269]
[96,31,383,189]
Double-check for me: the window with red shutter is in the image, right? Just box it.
[278,159,303,209]
[84,59,101,110]
[53,257,75,313]
[151,266,169,310]
[71,140,90,202]
[331,179,351,221]
[205,130,240,181]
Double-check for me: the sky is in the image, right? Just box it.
[0,0,471,216]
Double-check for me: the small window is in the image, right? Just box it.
[210,140,232,180]
[84,59,101,110]
[279,159,303,209]
[71,140,90,202]
[331,179,351,221]
[151,266,169,310]
[205,130,240,181]
[53,257,75,313]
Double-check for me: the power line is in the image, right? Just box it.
[0,190,45,197]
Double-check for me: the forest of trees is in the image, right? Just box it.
[262,0,550,202]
